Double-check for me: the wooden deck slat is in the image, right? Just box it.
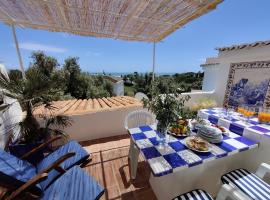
[81,135,157,200]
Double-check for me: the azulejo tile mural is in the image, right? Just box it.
[224,61,270,108]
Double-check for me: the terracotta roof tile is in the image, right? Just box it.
[34,96,142,116]
[216,40,270,52]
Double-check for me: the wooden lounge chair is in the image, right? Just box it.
[2,165,104,200]
[17,136,90,189]
[0,145,89,195]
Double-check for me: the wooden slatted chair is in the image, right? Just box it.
[0,143,89,195]
[2,165,104,200]
[221,163,270,200]
[17,136,90,189]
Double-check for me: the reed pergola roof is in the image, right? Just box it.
[0,0,222,42]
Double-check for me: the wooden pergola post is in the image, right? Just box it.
[151,42,156,82]
[11,24,25,78]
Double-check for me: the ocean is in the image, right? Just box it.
[90,72,176,77]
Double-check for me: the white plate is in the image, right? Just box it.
[167,130,189,138]
[184,137,211,153]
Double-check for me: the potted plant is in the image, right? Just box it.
[0,63,71,164]
[143,79,190,137]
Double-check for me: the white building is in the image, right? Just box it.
[186,40,270,107]
[104,76,124,96]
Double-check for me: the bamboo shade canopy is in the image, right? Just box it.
[0,0,222,42]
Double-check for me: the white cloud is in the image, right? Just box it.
[18,42,67,53]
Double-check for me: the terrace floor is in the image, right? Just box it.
[0,135,156,200]
[81,135,157,200]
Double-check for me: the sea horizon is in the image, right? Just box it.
[89,71,199,77]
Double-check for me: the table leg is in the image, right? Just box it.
[129,139,140,179]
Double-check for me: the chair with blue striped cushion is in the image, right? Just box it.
[11,138,90,190]
[221,168,270,200]
[5,166,104,200]
[36,140,90,189]
[172,189,213,200]
[41,166,104,200]
[0,141,89,193]
[0,148,43,196]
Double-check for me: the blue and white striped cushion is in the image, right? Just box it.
[221,168,270,200]
[173,189,213,200]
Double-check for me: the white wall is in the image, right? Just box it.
[194,44,270,106]
[54,106,143,141]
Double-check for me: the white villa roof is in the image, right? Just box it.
[216,40,270,52]
[0,0,222,42]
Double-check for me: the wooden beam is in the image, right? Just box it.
[152,42,156,82]
[11,25,26,78]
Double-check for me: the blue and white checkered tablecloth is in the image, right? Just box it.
[198,108,270,137]
[128,125,258,177]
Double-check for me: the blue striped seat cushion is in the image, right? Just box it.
[37,140,90,190]
[172,189,213,200]
[221,168,270,200]
[0,148,42,195]
[41,166,104,200]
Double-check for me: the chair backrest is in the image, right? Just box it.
[0,148,42,195]
[124,110,156,129]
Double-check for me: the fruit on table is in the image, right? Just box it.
[178,119,188,126]
[169,119,189,135]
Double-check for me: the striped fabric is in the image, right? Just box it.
[173,189,213,200]
[0,148,42,195]
[37,140,90,190]
[221,169,270,200]
[41,166,104,200]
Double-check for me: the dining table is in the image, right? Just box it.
[128,120,259,200]
[198,107,270,139]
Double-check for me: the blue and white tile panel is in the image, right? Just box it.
[128,125,258,177]
[198,108,270,138]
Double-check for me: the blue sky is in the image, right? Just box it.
[0,0,270,73]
